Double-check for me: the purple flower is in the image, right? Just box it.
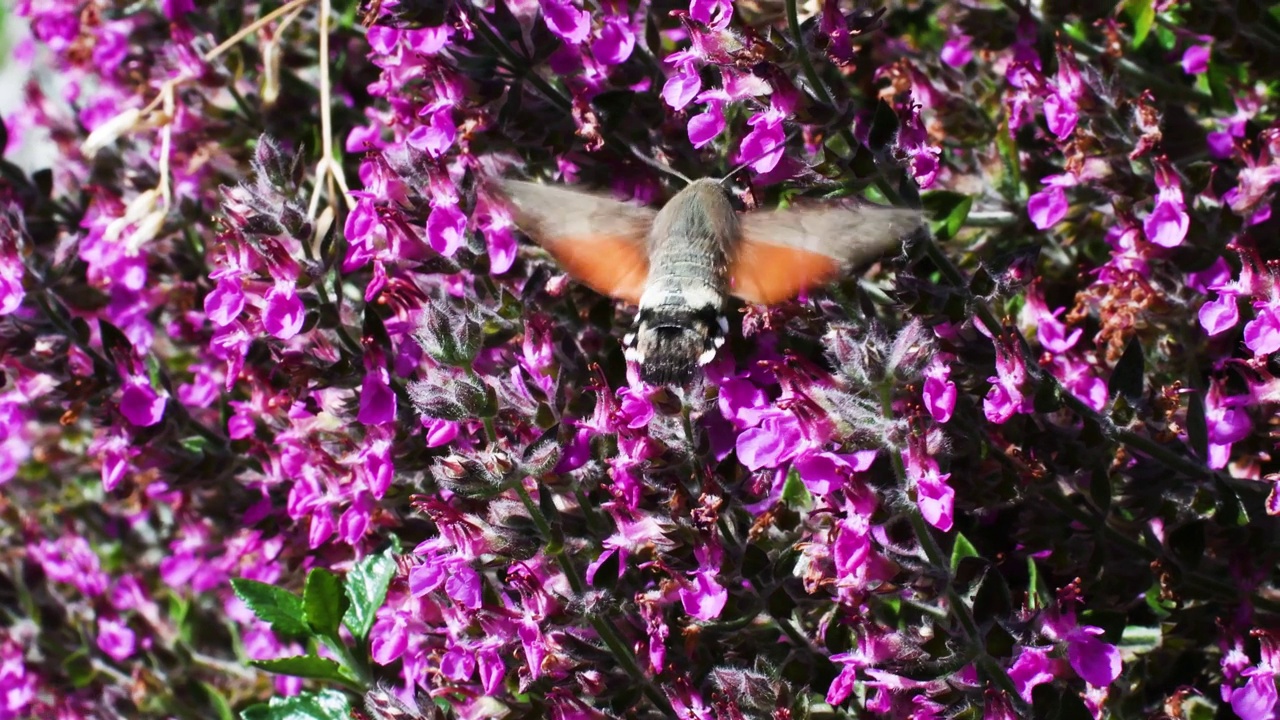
[617,386,655,429]
[591,15,635,66]
[1200,294,1240,336]
[1231,673,1278,720]
[426,201,467,257]
[1245,295,1280,356]
[689,0,732,30]
[687,100,725,148]
[1205,381,1252,469]
[92,425,137,492]
[1024,290,1082,353]
[793,451,874,496]
[905,445,953,531]
[262,282,305,340]
[896,101,941,188]
[718,376,770,429]
[358,363,397,426]
[0,206,27,315]
[941,34,973,67]
[204,278,246,327]
[1222,633,1280,720]
[0,638,36,717]
[1043,44,1084,140]
[922,358,957,423]
[30,536,110,597]
[476,194,517,276]
[1043,92,1078,140]
[983,333,1031,424]
[1049,356,1108,413]
[161,0,196,19]
[667,677,714,720]
[662,61,702,111]
[96,616,137,662]
[1028,173,1077,229]
[1008,647,1055,702]
[832,490,877,591]
[1181,44,1210,75]
[587,509,677,585]
[441,644,477,683]
[120,377,167,428]
[406,106,456,158]
[540,0,591,43]
[737,105,787,174]
[1066,626,1121,687]
[370,611,414,666]
[679,569,727,620]
[1144,157,1189,248]
[735,410,805,470]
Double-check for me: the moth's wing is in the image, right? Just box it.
[730,198,921,305]
[496,179,657,305]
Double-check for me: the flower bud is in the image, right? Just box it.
[430,454,502,498]
[824,322,888,385]
[413,303,481,368]
[476,447,515,480]
[521,425,562,477]
[408,378,468,421]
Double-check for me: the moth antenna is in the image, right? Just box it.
[626,143,693,186]
[715,128,803,186]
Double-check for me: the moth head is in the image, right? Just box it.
[626,305,727,386]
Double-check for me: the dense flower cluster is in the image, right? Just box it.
[2,0,1280,718]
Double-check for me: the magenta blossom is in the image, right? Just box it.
[1028,173,1078,230]
[984,333,1032,424]
[1143,157,1189,248]
[922,357,957,423]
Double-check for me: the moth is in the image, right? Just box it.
[495,177,921,385]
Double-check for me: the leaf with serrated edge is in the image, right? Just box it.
[231,579,309,638]
[343,550,396,642]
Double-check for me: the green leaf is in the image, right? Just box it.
[949,533,979,573]
[239,689,352,720]
[1126,0,1154,47]
[781,467,812,509]
[995,118,1023,200]
[1118,625,1161,653]
[343,550,397,643]
[199,682,236,720]
[1186,389,1208,459]
[922,191,972,240]
[249,655,351,683]
[1184,695,1217,720]
[1143,580,1173,618]
[231,579,309,638]
[179,436,210,454]
[63,649,94,688]
[1107,335,1144,402]
[866,99,899,152]
[303,568,349,639]
[1027,558,1048,611]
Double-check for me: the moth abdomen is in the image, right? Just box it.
[626,303,728,386]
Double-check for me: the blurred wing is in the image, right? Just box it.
[730,199,921,305]
[496,179,656,305]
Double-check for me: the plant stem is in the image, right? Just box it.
[879,385,1028,711]
[514,483,675,715]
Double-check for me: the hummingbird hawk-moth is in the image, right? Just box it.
[495,177,921,385]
